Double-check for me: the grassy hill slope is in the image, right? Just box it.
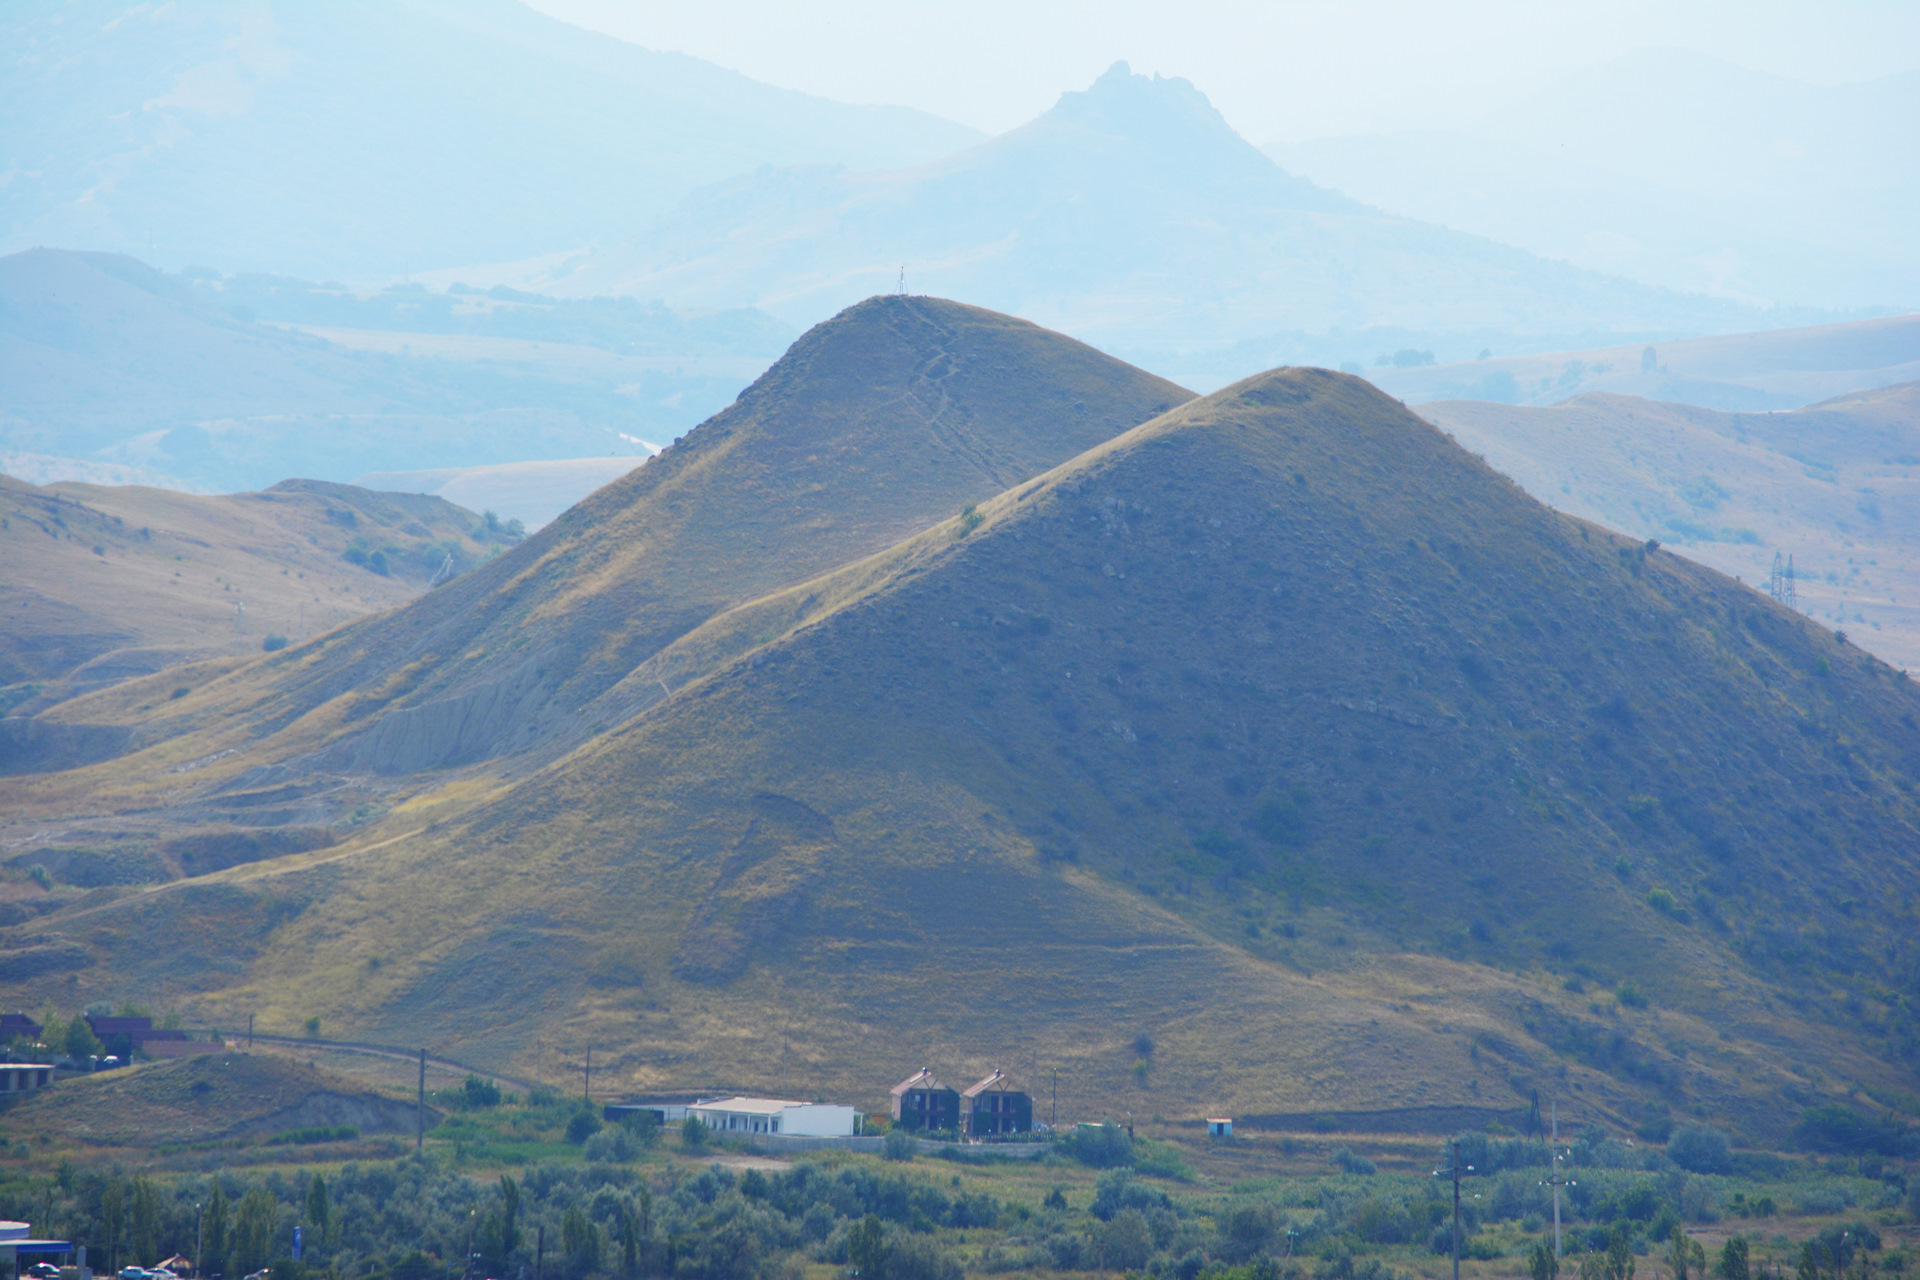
[1420,382,1920,669]
[0,475,516,717]
[9,368,1916,1143]
[6,296,1190,798]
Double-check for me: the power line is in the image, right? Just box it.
[1433,1139,1478,1280]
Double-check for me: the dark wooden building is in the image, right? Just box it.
[0,1013,43,1043]
[890,1068,960,1133]
[961,1069,1032,1138]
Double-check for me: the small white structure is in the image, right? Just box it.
[1207,1117,1234,1138]
[0,1065,52,1094]
[687,1096,860,1137]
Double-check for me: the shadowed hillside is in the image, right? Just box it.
[1420,381,1920,669]
[10,366,1916,1142]
[3,296,1190,801]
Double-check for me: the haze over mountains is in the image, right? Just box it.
[4,303,1916,1141]
[1269,49,1920,312]
[521,62,1782,389]
[1,0,980,280]
[0,248,780,494]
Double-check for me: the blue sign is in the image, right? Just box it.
[293,1227,303,1261]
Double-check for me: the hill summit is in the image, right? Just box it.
[18,359,1917,1138]
[16,296,1190,793]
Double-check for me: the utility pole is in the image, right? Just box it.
[1051,1068,1057,1128]
[1542,1101,1576,1258]
[583,1047,591,1103]
[1433,1139,1476,1280]
[195,1202,203,1278]
[535,1225,544,1280]
[417,1048,427,1151]
[247,1013,253,1048]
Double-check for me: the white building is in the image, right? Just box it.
[687,1096,860,1137]
[0,1065,52,1094]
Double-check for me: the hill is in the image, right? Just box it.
[0,248,775,493]
[6,362,1917,1143]
[1362,313,1920,411]
[536,62,1772,389]
[0,474,518,724]
[0,1051,426,1149]
[1268,49,1920,311]
[1419,382,1920,669]
[0,294,1190,794]
[0,0,980,280]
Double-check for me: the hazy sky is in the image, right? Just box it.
[529,0,1920,143]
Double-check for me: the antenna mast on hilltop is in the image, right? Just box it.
[898,265,905,295]
[1769,552,1798,610]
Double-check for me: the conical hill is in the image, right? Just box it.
[26,366,1917,1137]
[23,296,1191,794]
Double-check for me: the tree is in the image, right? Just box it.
[681,1115,706,1149]
[101,1178,127,1271]
[130,1176,160,1265]
[498,1175,521,1258]
[848,1214,888,1280]
[1532,1241,1561,1280]
[203,1186,230,1277]
[1716,1238,1751,1280]
[1668,1226,1706,1280]
[1583,1228,1636,1280]
[232,1185,280,1275]
[561,1205,600,1277]
[1668,1126,1732,1174]
[304,1174,329,1255]
[1097,1210,1154,1271]
[66,1015,102,1060]
[617,1201,641,1276]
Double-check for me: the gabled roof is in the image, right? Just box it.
[890,1067,950,1096]
[962,1069,1020,1099]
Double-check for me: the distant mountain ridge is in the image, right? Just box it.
[530,63,1776,390]
[0,248,769,492]
[0,0,982,279]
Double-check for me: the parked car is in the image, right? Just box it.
[27,1263,61,1279]
[118,1267,152,1280]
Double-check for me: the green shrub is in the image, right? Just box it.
[1646,887,1679,914]
[1668,1125,1731,1173]
[1617,980,1649,1008]
[1792,1105,1916,1156]
[461,1074,501,1108]
[955,504,984,537]
[883,1129,917,1162]
[564,1108,602,1144]
[1063,1121,1133,1168]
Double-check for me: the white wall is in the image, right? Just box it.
[778,1104,858,1137]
